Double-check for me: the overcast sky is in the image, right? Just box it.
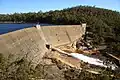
[0,0,120,14]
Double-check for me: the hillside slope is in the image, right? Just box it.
[0,6,120,55]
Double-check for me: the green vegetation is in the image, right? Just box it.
[0,5,120,54]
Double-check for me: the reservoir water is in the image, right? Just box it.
[0,23,50,35]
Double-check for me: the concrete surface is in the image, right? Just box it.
[0,24,86,66]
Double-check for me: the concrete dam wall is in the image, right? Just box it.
[0,25,86,66]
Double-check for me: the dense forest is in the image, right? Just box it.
[0,5,120,55]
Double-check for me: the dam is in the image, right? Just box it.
[0,24,86,66]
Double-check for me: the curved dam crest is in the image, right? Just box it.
[0,25,86,66]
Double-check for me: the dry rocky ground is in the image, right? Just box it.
[0,43,120,80]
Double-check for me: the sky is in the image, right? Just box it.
[0,0,120,14]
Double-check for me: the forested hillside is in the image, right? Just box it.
[0,5,120,55]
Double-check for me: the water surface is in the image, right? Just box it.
[0,23,50,35]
